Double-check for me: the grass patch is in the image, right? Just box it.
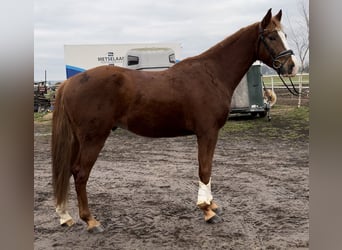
[221,118,255,133]
[34,112,47,121]
[34,112,52,123]
[220,105,309,141]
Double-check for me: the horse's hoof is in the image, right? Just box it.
[61,219,75,227]
[212,207,223,216]
[206,215,223,224]
[87,224,105,233]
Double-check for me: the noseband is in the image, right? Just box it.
[257,24,299,96]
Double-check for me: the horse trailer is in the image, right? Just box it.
[230,63,270,118]
[64,43,181,78]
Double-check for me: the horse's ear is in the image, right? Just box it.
[261,8,272,29]
[274,9,282,22]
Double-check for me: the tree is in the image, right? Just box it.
[285,0,309,107]
[287,0,309,73]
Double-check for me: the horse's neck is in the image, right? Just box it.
[200,22,259,92]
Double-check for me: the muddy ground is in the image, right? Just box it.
[34,100,309,249]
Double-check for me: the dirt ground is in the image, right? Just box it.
[34,101,309,249]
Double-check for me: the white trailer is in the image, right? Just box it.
[64,43,181,78]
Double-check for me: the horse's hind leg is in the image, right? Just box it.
[72,133,109,233]
[55,133,79,228]
[196,130,223,224]
[56,200,75,227]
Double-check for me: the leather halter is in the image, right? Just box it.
[257,24,300,96]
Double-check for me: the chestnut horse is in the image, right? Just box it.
[52,9,298,232]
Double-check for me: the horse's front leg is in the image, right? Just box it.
[196,131,223,224]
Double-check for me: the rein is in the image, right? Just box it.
[278,74,300,96]
[257,25,300,96]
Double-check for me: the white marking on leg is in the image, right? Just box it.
[56,202,73,225]
[197,178,213,206]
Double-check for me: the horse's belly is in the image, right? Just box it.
[119,113,193,138]
[130,127,193,138]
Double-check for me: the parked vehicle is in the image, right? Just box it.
[64,43,181,78]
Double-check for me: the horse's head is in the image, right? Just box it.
[257,9,299,77]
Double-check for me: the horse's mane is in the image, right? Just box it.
[198,22,258,58]
[200,17,283,59]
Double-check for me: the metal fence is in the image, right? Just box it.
[262,73,309,107]
[262,73,309,90]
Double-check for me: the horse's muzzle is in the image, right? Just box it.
[280,55,299,77]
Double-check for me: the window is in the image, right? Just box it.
[127,55,139,66]
[169,53,176,63]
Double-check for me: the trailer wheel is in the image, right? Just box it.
[250,112,257,118]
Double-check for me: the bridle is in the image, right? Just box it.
[257,24,300,96]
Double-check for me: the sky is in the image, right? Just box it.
[34,0,307,81]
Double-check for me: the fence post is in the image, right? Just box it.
[297,74,303,108]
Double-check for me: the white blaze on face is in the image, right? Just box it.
[277,30,299,76]
[197,178,213,205]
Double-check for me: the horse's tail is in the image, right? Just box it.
[52,83,75,206]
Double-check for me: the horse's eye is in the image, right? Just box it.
[268,35,276,41]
